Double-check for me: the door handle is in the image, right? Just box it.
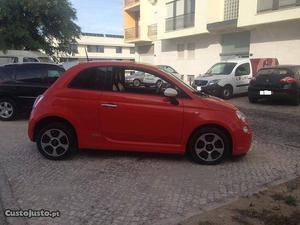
[101,103,118,108]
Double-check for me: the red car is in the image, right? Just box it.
[28,61,252,165]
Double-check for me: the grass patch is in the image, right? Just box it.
[236,209,300,225]
[271,193,297,206]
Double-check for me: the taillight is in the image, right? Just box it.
[250,77,256,85]
[280,76,296,85]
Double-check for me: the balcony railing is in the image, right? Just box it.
[165,13,195,32]
[148,24,157,38]
[125,27,139,40]
[125,0,140,8]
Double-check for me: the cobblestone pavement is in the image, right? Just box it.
[0,96,300,225]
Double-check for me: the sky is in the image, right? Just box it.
[70,0,123,35]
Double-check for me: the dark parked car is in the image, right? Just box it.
[248,65,300,105]
[0,63,65,121]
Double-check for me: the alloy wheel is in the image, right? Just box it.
[0,101,14,119]
[194,133,225,162]
[40,129,69,157]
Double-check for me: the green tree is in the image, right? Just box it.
[0,0,81,56]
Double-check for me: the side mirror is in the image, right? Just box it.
[164,88,178,98]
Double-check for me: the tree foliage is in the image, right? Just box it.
[0,0,81,56]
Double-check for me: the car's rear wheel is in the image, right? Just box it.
[221,85,233,99]
[36,122,77,160]
[133,79,141,87]
[0,98,17,121]
[188,127,230,165]
[291,95,299,106]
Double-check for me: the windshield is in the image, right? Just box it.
[206,63,237,75]
[167,72,200,93]
[157,65,178,74]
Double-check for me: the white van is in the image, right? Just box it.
[0,50,54,65]
[192,58,279,99]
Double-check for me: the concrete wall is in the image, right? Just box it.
[250,20,300,64]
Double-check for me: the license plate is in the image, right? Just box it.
[260,90,272,96]
[197,86,202,91]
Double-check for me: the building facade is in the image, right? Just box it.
[124,0,300,77]
[60,33,136,62]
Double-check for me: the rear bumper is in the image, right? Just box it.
[248,86,298,100]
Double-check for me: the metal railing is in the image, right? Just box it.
[125,27,139,40]
[124,0,140,8]
[165,13,195,31]
[148,24,157,38]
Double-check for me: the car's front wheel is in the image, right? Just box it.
[133,79,141,87]
[188,127,230,165]
[0,98,17,121]
[221,85,233,99]
[36,122,77,160]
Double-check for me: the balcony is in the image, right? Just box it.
[124,0,140,11]
[207,0,239,32]
[148,24,157,39]
[125,27,139,41]
[165,13,195,32]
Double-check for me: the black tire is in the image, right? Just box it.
[221,85,233,99]
[36,122,77,160]
[0,98,17,121]
[248,95,258,103]
[188,127,230,165]
[291,95,299,106]
[133,79,141,87]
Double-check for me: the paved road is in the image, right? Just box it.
[0,96,299,225]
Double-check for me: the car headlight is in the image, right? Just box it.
[236,110,247,123]
[33,95,44,108]
[208,79,220,85]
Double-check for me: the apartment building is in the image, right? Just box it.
[124,0,300,76]
[60,32,136,62]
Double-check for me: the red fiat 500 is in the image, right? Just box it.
[28,61,252,165]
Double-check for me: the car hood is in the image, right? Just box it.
[195,74,229,81]
[195,94,237,112]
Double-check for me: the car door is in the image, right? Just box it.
[99,66,184,149]
[234,63,251,93]
[14,64,48,109]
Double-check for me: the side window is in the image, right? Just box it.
[0,67,14,82]
[235,63,250,76]
[107,67,180,97]
[15,65,45,83]
[23,57,39,63]
[69,67,106,90]
[46,67,65,84]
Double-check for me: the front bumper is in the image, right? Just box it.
[193,84,223,97]
[232,124,253,156]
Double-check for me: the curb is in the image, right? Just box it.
[0,163,27,225]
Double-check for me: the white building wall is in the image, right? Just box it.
[250,20,300,65]
[154,34,222,76]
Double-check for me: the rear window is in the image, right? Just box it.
[257,68,292,76]
[69,67,106,90]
